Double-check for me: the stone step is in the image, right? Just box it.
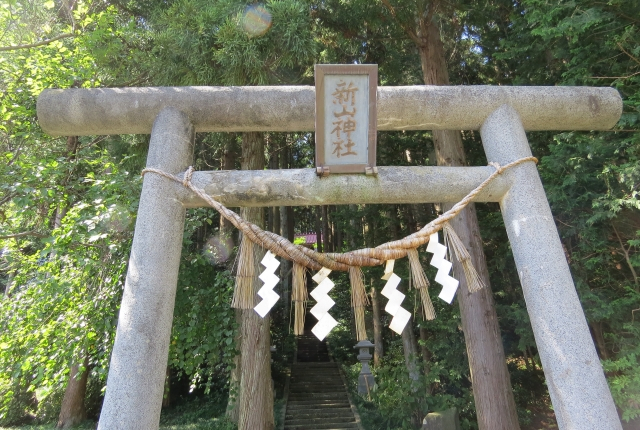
[290,377,342,381]
[289,393,348,402]
[284,323,359,430]
[284,417,357,426]
[289,383,345,388]
[289,390,347,394]
[284,422,360,430]
[288,391,349,397]
[286,409,355,419]
[286,402,351,410]
[289,388,346,393]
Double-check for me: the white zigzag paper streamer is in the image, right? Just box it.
[380,262,411,334]
[309,267,338,341]
[254,251,281,317]
[426,232,459,304]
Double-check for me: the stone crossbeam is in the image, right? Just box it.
[37,85,621,136]
[178,166,511,208]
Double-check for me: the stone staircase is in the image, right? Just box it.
[282,328,361,430]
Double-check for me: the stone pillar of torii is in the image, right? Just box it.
[37,82,623,430]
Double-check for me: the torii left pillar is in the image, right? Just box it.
[98,108,193,429]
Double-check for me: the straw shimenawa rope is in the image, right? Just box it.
[291,263,308,335]
[141,156,537,272]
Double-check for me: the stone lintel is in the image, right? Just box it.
[37,85,622,136]
[176,166,511,208]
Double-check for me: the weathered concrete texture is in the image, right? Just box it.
[37,85,621,136]
[97,108,194,430]
[178,166,511,208]
[480,104,622,430]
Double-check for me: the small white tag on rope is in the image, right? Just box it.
[381,259,395,280]
[309,268,338,341]
[254,251,281,317]
[427,232,459,304]
[380,272,411,335]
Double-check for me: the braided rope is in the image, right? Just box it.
[142,156,537,271]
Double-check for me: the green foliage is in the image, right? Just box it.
[603,319,640,422]
[0,154,137,424]
[170,213,237,395]
[145,0,318,86]
[159,396,237,430]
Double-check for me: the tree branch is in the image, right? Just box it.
[612,223,639,288]
[0,230,47,240]
[617,42,640,66]
[0,33,74,52]
[379,0,423,46]
[0,193,16,208]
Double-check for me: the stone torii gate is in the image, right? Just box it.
[37,85,623,430]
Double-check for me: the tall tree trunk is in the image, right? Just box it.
[224,134,240,422]
[56,355,89,429]
[590,321,609,360]
[371,286,383,366]
[279,144,291,320]
[348,204,358,249]
[389,205,401,241]
[315,206,323,252]
[286,206,294,243]
[334,206,343,251]
[220,135,237,241]
[399,286,421,384]
[162,366,171,408]
[237,132,274,430]
[322,206,330,253]
[418,17,520,430]
[4,271,14,297]
[226,309,243,422]
[419,325,432,390]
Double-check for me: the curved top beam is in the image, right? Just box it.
[37,85,622,136]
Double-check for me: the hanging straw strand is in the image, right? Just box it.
[292,263,308,336]
[407,249,436,320]
[349,267,370,341]
[231,236,259,309]
[443,222,486,293]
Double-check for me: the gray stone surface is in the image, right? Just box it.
[37,85,621,136]
[97,108,194,430]
[480,104,622,430]
[422,408,461,430]
[178,165,511,208]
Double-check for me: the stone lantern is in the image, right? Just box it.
[354,340,375,395]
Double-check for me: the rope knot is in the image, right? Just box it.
[489,161,504,174]
[183,166,195,187]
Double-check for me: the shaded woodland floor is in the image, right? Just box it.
[0,397,236,430]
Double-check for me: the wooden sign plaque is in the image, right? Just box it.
[315,64,377,175]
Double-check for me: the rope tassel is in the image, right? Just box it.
[443,223,486,293]
[407,249,436,321]
[291,263,308,336]
[232,236,259,309]
[349,267,370,341]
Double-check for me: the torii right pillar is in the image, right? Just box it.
[481,104,622,430]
